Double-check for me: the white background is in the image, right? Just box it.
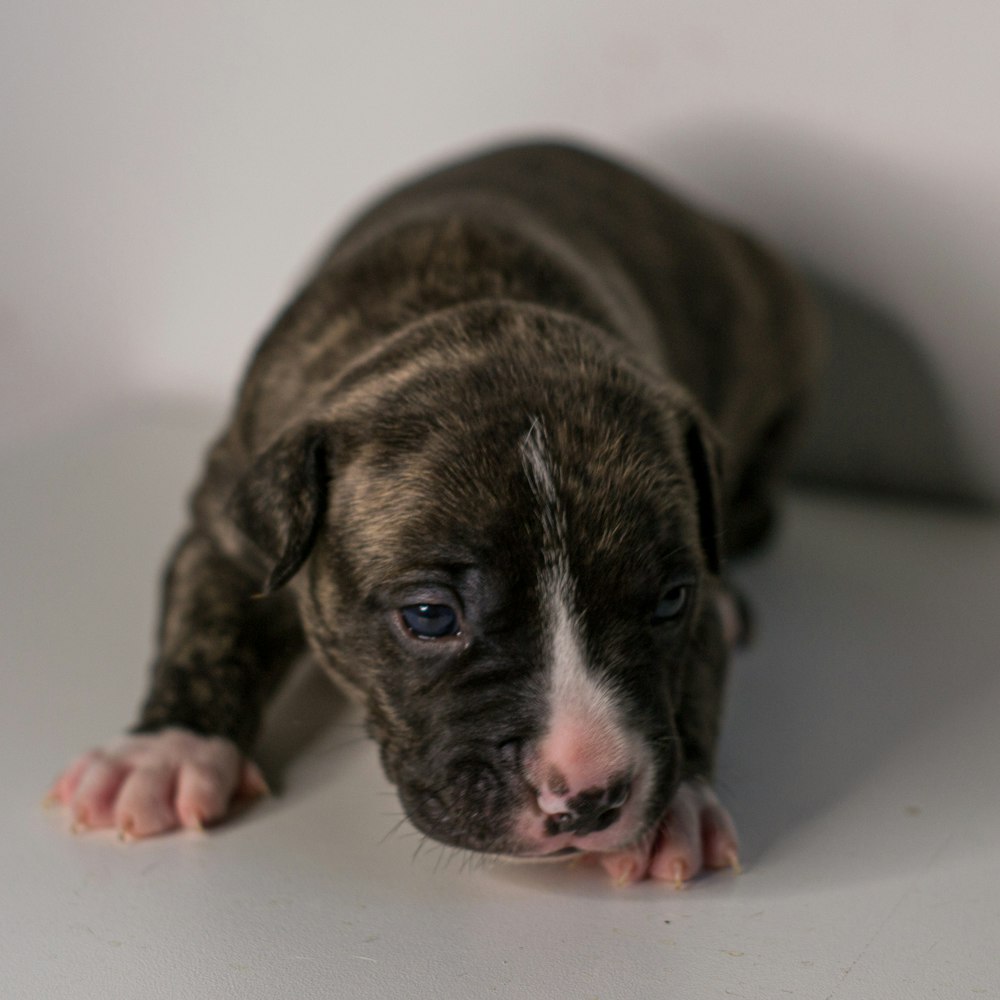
[3,6,1000,998]
[3,1,1000,495]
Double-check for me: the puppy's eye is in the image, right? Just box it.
[651,585,689,624]
[400,603,460,639]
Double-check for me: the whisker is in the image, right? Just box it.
[432,844,449,874]
[412,836,429,864]
[305,734,370,757]
[714,777,736,797]
[379,816,411,843]
[329,735,371,748]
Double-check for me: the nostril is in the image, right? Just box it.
[544,803,623,837]
[594,806,621,831]
[537,774,635,836]
[575,801,623,835]
[545,812,577,836]
[606,778,631,810]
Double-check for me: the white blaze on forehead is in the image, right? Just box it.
[520,422,632,794]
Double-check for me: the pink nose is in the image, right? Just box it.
[538,777,631,837]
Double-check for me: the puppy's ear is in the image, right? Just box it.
[679,407,725,576]
[227,423,330,593]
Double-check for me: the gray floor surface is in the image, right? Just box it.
[2,402,997,999]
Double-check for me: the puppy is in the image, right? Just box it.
[49,141,822,885]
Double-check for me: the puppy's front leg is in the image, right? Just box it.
[49,529,303,838]
[600,585,744,886]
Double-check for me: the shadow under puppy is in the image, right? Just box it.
[50,141,822,885]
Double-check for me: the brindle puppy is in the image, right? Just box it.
[50,141,822,885]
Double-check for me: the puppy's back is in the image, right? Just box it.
[338,139,823,472]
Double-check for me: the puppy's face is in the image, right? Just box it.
[234,319,722,857]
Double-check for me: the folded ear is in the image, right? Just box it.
[678,405,725,576]
[226,422,330,593]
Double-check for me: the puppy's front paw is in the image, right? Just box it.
[597,779,740,887]
[47,728,268,839]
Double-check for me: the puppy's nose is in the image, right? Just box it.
[540,777,631,837]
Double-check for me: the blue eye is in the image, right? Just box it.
[651,585,689,624]
[400,603,460,639]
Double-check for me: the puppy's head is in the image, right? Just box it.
[229,305,726,857]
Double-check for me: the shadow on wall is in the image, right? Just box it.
[642,119,998,510]
[793,273,983,505]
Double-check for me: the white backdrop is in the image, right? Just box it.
[3,1,999,495]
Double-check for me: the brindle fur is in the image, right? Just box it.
[134,141,822,852]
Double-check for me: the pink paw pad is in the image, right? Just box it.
[598,779,740,887]
[47,729,268,839]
